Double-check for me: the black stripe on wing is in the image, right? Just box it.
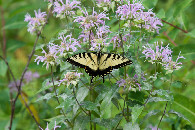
[112,60,133,69]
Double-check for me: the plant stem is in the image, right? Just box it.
[51,66,73,128]
[157,73,173,129]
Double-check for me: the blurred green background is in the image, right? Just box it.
[0,0,195,129]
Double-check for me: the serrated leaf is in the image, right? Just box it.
[140,110,161,125]
[100,86,118,118]
[131,105,144,124]
[0,60,8,77]
[172,93,195,123]
[74,115,90,129]
[45,115,68,129]
[56,96,74,111]
[111,98,119,110]
[73,87,89,114]
[124,122,140,130]
[37,79,53,93]
[36,93,55,102]
[169,109,191,123]
[146,97,169,102]
[93,115,122,129]
[80,101,99,114]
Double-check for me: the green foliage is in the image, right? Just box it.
[0,0,195,129]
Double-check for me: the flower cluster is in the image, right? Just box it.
[8,71,39,92]
[34,43,59,70]
[58,34,81,55]
[90,25,111,50]
[24,9,47,34]
[23,71,40,83]
[74,8,109,30]
[110,33,130,49]
[59,72,82,87]
[53,0,81,19]
[117,74,145,92]
[142,42,185,74]
[116,0,163,33]
[96,0,112,7]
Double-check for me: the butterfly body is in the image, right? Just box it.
[66,52,132,83]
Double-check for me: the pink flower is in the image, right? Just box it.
[24,9,47,34]
[58,72,82,87]
[58,34,81,54]
[74,8,109,30]
[34,43,59,70]
[53,0,81,18]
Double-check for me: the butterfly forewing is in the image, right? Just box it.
[99,54,132,70]
[66,53,98,73]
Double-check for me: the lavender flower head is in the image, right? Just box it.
[116,0,163,33]
[34,43,59,70]
[110,33,130,49]
[117,74,143,92]
[142,42,172,64]
[23,71,40,83]
[24,9,47,34]
[53,0,81,19]
[90,25,111,51]
[142,42,185,74]
[58,34,81,55]
[163,52,185,74]
[74,8,109,30]
[59,72,82,87]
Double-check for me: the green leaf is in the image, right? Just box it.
[124,122,140,130]
[80,101,99,114]
[111,98,119,110]
[169,109,191,123]
[140,110,161,125]
[56,96,74,111]
[73,87,89,114]
[146,97,169,102]
[156,9,165,19]
[186,29,195,38]
[7,40,25,52]
[0,60,8,77]
[172,43,195,61]
[93,115,122,129]
[37,79,53,93]
[36,93,55,102]
[129,91,145,103]
[172,93,195,123]
[173,0,192,17]
[3,21,27,30]
[45,115,68,129]
[100,86,118,118]
[74,115,90,129]
[142,0,158,9]
[131,105,144,124]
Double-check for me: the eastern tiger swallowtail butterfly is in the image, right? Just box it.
[66,52,133,83]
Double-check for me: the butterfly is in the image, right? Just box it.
[66,52,133,83]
